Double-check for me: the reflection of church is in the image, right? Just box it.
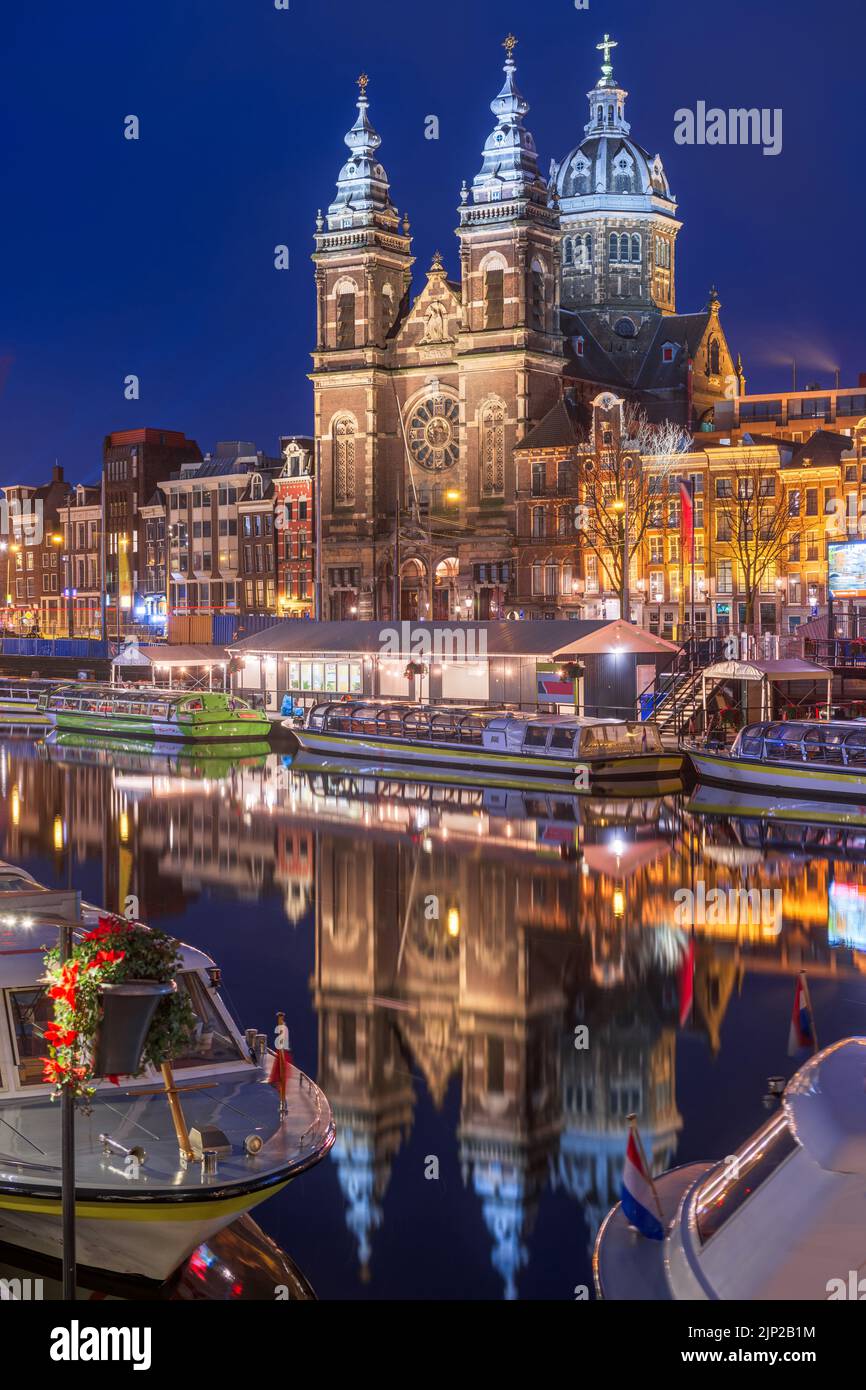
[312,35,737,621]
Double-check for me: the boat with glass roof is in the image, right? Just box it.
[288,701,681,793]
[38,685,271,742]
[689,718,866,800]
[0,861,334,1282]
[595,1037,866,1300]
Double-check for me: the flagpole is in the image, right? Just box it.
[627,1113,664,1225]
[800,970,818,1053]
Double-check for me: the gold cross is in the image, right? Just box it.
[357,73,369,94]
[502,34,518,57]
[597,34,617,68]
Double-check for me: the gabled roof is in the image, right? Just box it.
[634,313,712,391]
[514,394,590,453]
[791,429,854,469]
[562,310,631,387]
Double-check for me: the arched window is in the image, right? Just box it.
[631,234,641,262]
[529,258,545,330]
[609,233,618,263]
[481,402,506,498]
[585,233,592,263]
[708,337,721,376]
[607,105,614,125]
[334,280,357,350]
[619,234,630,262]
[484,260,505,329]
[333,418,356,507]
[563,238,573,266]
[597,105,603,125]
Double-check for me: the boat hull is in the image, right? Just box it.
[291,729,683,793]
[51,711,271,742]
[689,748,866,801]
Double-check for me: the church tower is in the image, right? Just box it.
[551,35,681,325]
[455,35,566,546]
[311,75,414,618]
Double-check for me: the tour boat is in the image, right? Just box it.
[595,1037,866,1300]
[288,701,682,794]
[38,685,271,742]
[689,719,866,801]
[0,862,335,1282]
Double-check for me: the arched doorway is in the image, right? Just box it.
[400,557,427,621]
[433,557,459,620]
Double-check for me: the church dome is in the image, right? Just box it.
[551,35,675,216]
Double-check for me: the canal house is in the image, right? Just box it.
[229,619,678,717]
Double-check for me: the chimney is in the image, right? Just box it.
[52,464,64,483]
[859,372,866,390]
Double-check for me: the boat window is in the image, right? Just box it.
[736,724,766,757]
[763,723,805,760]
[458,716,485,745]
[351,707,379,736]
[844,729,866,765]
[6,987,54,1086]
[803,726,844,764]
[430,713,456,741]
[550,728,577,753]
[182,698,204,712]
[403,711,431,740]
[327,706,354,733]
[694,1111,798,1245]
[523,725,551,749]
[170,973,244,1068]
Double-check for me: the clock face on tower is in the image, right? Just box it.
[408,395,459,472]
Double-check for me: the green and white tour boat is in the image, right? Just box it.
[38,685,271,742]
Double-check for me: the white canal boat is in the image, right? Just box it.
[288,701,682,794]
[0,863,334,1283]
[595,1037,866,1300]
[689,718,866,801]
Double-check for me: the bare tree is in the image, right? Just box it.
[713,455,789,628]
[578,400,692,599]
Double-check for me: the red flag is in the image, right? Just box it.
[679,478,694,561]
[678,935,695,1027]
[268,1047,292,1089]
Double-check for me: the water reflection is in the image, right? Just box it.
[1,736,865,1299]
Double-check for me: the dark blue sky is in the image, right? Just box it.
[1,0,863,484]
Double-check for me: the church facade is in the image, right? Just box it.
[311,36,740,623]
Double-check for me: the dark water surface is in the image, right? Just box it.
[2,735,866,1300]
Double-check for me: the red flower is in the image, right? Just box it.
[44,1022,78,1048]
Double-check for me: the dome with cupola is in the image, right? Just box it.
[550,35,676,216]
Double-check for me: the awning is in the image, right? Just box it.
[554,619,680,658]
[702,657,832,682]
[111,645,230,668]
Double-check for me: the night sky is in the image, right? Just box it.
[1,0,863,484]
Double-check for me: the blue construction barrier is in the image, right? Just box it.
[1,637,110,659]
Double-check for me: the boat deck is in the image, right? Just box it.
[0,1064,333,1199]
[593,1162,712,1300]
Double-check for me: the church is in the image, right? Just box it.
[311,35,740,622]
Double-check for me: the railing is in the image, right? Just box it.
[642,635,730,732]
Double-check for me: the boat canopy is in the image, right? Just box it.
[732,719,866,765]
[675,1039,866,1299]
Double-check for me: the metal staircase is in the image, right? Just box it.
[644,636,728,741]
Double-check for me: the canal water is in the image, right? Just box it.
[2,734,866,1300]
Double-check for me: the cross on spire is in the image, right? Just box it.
[502,33,518,60]
[357,72,369,95]
[597,33,617,76]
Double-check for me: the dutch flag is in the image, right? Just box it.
[621,1126,664,1241]
[788,972,816,1056]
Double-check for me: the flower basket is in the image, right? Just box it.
[91,980,176,1079]
[42,915,195,1103]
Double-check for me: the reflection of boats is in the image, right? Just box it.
[43,729,271,778]
[689,781,866,831]
[0,863,335,1281]
[689,719,866,801]
[0,1213,316,1300]
[291,702,682,793]
[595,1037,866,1300]
[39,686,271,742]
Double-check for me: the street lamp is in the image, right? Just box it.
[612,497,628,621]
